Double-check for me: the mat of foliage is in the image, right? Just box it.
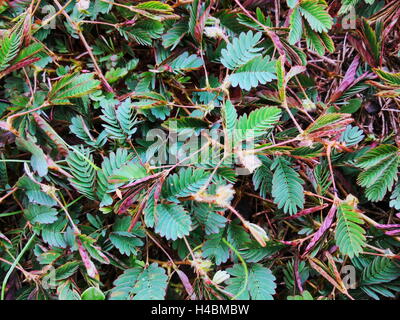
[1,0,400,301]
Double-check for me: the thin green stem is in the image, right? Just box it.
[1,233,36,300]
[222,238,248,300]
[0,211,23,218]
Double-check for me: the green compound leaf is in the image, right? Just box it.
[361,256,400,285]
[109,263,168,300]
[299,0,333,33]
[288,7,303,45]
[229,56,277,91]
[48,73,100,105]
[109,232,144,256]
[202,230,230,265]
[235,106,281,142]
[162,167,210,202]
[154,203,192,240]
[192,202,227,235]
[66,146,98,200]
[374,68,400,87]
[226,263,276,300]
[335,200,366,258]
[357,145,399,202]
[271,157,305,215]
[24,204,58,224]
[221,31,263,70]
[100,98,138,140]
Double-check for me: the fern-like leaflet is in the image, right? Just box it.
[252,156,273,199]
[299,0,333,33]
[70,115,107,149]
[340,125,364,147]
[66,146,98,200]
[288,0,334,55]
[109,263,168,300]
[226,263,276,300]
[228,56,277,91]
[192,202,227,235]
[109,217,144,256]
[0,15,25,72]
[222,100,237,137]
[357,145,399,202]
[389,183,400,210]
[48,73,100,105]
[235,106,281,142]
[100,98,138,141]
[335,198,366,258]
[288,7,303,45]
[271,157,305,215]
[360,256,400,300]
[220,31,263,70]
[169,51,203,72]
[96,148,133,203]
[162,167,209,202]
[202,230,230,265]
[154,203,192,240]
